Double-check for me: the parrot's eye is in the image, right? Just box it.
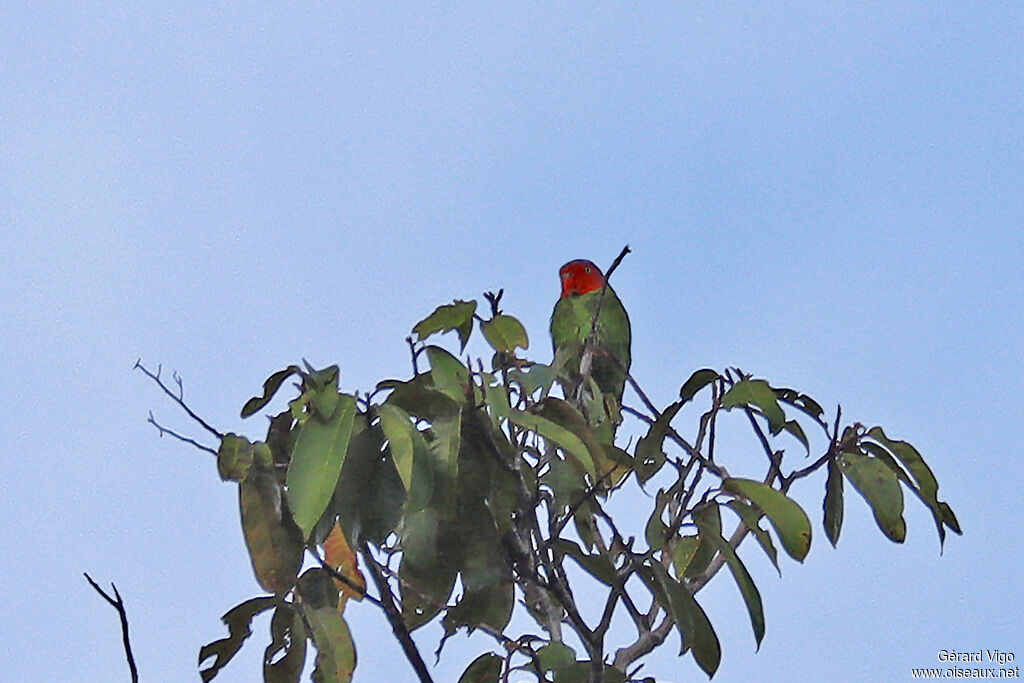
[584,267,591,273]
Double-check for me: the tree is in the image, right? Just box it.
[138,249,960,683]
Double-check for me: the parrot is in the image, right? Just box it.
[549,259,632,443]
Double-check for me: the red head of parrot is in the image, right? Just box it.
[559,259,605,298]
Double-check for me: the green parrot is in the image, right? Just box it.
[549,259,632,443]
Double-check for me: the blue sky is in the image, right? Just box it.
[2,3,1021,681]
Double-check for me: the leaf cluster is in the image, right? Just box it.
[155,292,960,683]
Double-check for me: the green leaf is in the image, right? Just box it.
[333,419,406,544]
[383,375,462,427]
[861,441,915,487]
[723,478,811,562]
[304,365,341,419]
[404,426,435,515]
[672,535,700,577]
[303,605,356,683]
[426,407,462,517]
[602,669,628,683]
[781,419,810,454]
[640,562,721,677]
[508,362,558,396]
[426,345,470,401]
[542,453,586,514]
[480,314,529,352]
[644,489,671,552]
[480,373,511,422]
[508,407,596,478]
[536,642,590,683]
[573,498,600,550]
[296,568,339,611]
[286,394,357,539]
[264,603,307,683]
[823,457,844,547]
[839,451,906,543]
[399,524,459,630]
[458,410,519,535]
[940,502,962,535]
[553,538,617,586]
[458,653,502,683]
[532,397,617,481]
[239,469,304,593]
[685,503,722,580]
[442,579,514,637]
[265,410,296,468]
[721,379,786,435]
[635,401,683,484]
[866,427,960,543]
[536,641,577,674]
[413,299,478,351]
[377,404,416,491]
[400,507,447,573]
[199,596,277,682]
[242,366,302,418]
[679,368,719,403]
[725,500,779,573]
[218,433,255,482]
[773,387,826,426]
[443,495,514,635]
[695,509,766,649]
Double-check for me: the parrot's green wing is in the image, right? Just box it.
[550,286,632,443]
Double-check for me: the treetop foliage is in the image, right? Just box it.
[141,259,960,683]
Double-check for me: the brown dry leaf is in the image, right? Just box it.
[323,522,366,609]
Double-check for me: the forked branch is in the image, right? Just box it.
[84,573,139,683]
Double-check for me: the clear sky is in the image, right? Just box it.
[2,3,1021,682]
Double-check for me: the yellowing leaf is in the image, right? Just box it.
[323,523,365,609]
[239,469,303,593]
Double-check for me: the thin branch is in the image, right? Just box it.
[359,540,434,683]
[605,245,632,281]
[744,407,784,484]
[624,373,660,421]
[307,545,382,607]
[612,604,674,672]
[146,411,218,455]
[613,503,756,671]
[622,403,728,479]
[83,573,138,683]
[787,405,842,483]
[135,360,224,440]
[582,245,632,367]
[406,337,422,375]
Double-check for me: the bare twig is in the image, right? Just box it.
[135,360,224,440]
[624,373,661,423]
[83,573,138,683]
[406,337,422,375]
[146,411,218,456]
[484,289,504,317]
[604,245,632,281]
[744,408,784,485]
[787,404,842,483]
[582,245,632,369]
